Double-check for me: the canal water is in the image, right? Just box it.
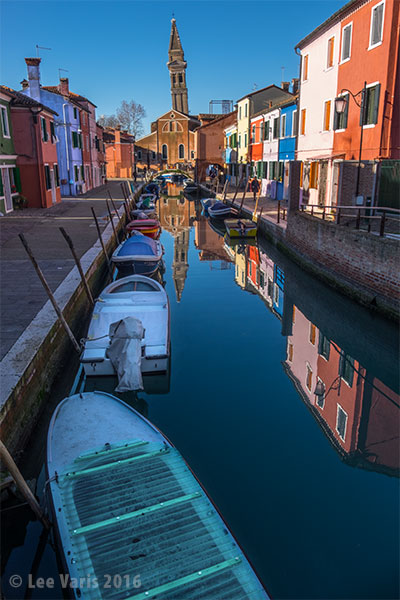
[2,189,399,599]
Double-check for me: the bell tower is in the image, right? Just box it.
[167,18,189,114]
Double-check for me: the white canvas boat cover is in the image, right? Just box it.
[106,317,144,392]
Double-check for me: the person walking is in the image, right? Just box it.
[250,177,260,202]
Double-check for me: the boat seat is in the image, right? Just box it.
[80,348,107,363]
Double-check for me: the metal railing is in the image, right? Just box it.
[300,204,400,237]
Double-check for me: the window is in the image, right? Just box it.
[369,1,384,48]
[41,117,48,142]
[0,105,10,137]
[244,132,247,147]
[302,54,309,81]
[273,117,280,139]
[251,124,256,143]
[323,100,331,131]
[72,131,78,148]
[361,84,381,126]
[278,161,284,182]
[54,164,60,187]
[44,165,51,190]
[269,161,276,180]
[74,165,79,182]
[259,271,265,288]
[191,150,195,159]
[306,364,313,392]
[178,144,184,159]
[178,73,183,83]
[169,121,174,132]
[327,36,334,68]
[315,378,325,408]
[137,150,142,160]
[78,133,82,149]
[336,405,348,441]
[50,121,56,143]
[339,352,355,387]
[341,23,352,61]
[318,333,331,360]
[288,343,293,362]
[264,121,270,140]
[80,165,85,181]
[300,109,306,135]
[162,144,168,160]
[245,103,248,117]
[172,74,176,84]
[310,161,319,188]
[152,151,156,159]
[239,106,242,119]
[292,110,298,136]
[281,114,286,138]
[309,323,316,345]
[333,93,349,130]
[238,135,241,148]
[73,107,78,120]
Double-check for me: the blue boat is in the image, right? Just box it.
[47,391,270,600]
[144,182,160,198]
[207,201,237,219]
[111,232,163,276]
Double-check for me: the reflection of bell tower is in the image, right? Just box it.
[172,229,189,302]
[167,18,189,114]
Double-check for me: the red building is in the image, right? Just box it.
[195,111,237,181]
[104,126,135,179]
[249,114,264,164]
[333,0,400,160]
[2,86,61,208]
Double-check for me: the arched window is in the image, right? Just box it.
[162,144,168,160]
[178,144,184,159]
[169,121,174,132]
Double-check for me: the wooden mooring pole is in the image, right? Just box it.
[105,199,119,246]
[18,234,81,353]
[0,440,51,529]
[232,177,242,204]
[239,179,248,213]
[59,227,94,307]
[108,192,125,232]
[90,206,113,278]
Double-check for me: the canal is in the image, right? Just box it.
[2,189,399,599]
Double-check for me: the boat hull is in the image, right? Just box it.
[46,392,270,600]
[82,353,169,376]
[225,218,257,238]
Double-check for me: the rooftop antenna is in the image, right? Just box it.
[36,44,51,58]
[58,68,69,79]
[252,83,258,91]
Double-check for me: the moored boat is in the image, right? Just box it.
[207,201,237,219]
[225,218,257,238]
[80,275,170,378]
[126,218,161,239]
[111,232,163,276]
[47,391,270,600]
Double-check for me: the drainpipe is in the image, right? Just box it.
[62,103,71,195]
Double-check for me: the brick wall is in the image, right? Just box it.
[338,161,377,206]
[286,211,400,314]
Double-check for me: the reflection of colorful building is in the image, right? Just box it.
[284,304,399,475]
[158,195,194,302]
[194,215,231,263]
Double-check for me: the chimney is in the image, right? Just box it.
[281,81,290,92]
[25,57,41,101]
[20,79,29,90]
[291,78,299,95]
[59,77,69,96]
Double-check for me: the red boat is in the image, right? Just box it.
[126,218,161,239]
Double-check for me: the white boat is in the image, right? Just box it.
[207,201,237,219]
[81,275,170,379]
[47,391,270,600]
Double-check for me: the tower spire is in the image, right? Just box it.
[167,18,189,114]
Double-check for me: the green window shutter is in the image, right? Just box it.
[0,173,3,196]
[72,131,77,147]
[13,167,21,192]
[80,165,84,180]
[79,133,82,149]
[74,165,79,181]
[41,118,48,141]
[264,121,270,140]
[54,164,60,186]
[44,165,51,190]
[372,83,380,124]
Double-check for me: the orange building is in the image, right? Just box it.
[333,0,400,160]
[195,110,237,180]
[103,126,135,179]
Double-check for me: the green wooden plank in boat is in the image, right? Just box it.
[125,557,242,600]
[76,440,148,461]
[63,448,168,479]
[72,492,201,536]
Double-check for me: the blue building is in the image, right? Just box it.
[22,58,84,197]
[277,98,298,200]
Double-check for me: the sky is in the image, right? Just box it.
[1,0,345,134]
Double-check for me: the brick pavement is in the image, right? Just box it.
[0,180,138,360]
